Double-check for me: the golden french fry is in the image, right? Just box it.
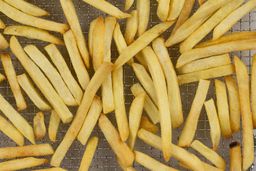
[234,56,254,170]
[178,64,234,85]
[33,112,46,140]
[178,79,210,147]
[0,33,8,50]
[125,0,134,11]
[79,137,98,171]
[251,54,256,127]
[140,115,159,134]
[64,30,90,90]
[215,79,232,137]
[213,0,256,39]
[137,0,150,36]
[99,115,134,167]
[45,44,83,104]
[125,10,138,44]
[88,19,97,57]
[0,18,5,29]
[180,0,243,52]
[48,110,60,142]
[142,47,172,161]
[4,25,63,45]
[60,0,89,68]
[10,36,73,123]
[152,38,183,128]
[167,0,185,21]
[77,96,102,145]
[51,63,113,167]
[24,45,77,106]
[225,76,240,132]
[33,168,66,171]
[157,0,170,21]
[204,99,221,151]
[104,16,116,62]
[0,0,68,33]
[229,142,242,171]
[1,53,27,111]
[17,74,51,111]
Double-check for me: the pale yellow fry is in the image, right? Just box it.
[229,142,242,171]
[178,54,231,74]
[45,44,83,104]
[213,0,256,39]
[137,0,150,36]
[178,64,234,85]
[0,115,24,146]
[152,38,183,128]
[0,0,68,33]
[79,137,98,171]
[0,33,8,50]
[1,53,27,111]
[4,25,63,45]
[48,110,60,142]
[167,0,185,21]
[225,76,240,133]
[125,10,138,45]
[88,19,97,57]
[60,0,89,68]
[10,36,73,123]
[33,168,66,171]
[157,0,170,21]
[198,0,206,5]
[204,99,221,151]
[83,0,130,19]
[139,115,159,134]
[142,47,172,161]
[77,96,102,145]
[99,115,134,167]
[0,18,6,29]
[17,74,51,111]
[104,16,116,61]
[180,0,243,53]
[125,0,134,11]
[178,79,210,147]
[131,83,160,124]
[51,63,113,167]
[64,30,90,90]
[4,0,48,16]
[114,21,174,69]
[234,56,254,170]
[252,54,256,127]
[33,112,46,140]
[215,79,232,138]
[24,45,77,106]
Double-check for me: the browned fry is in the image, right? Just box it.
[229,142,242,171]
[0,33,8,50]
[251,54,256,127]
[33,112,46,140]
[140,115,159,134]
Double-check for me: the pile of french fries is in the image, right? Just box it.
[0,0,255,170]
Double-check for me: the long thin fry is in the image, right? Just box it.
[139,115,159,134]
[51,63,113,167]
[48,110,60,142]
[10,36,73,123]
[0,18,6,29]
[234,56,254,170]
[33,112,46,140]
[157,0,170,21]
[167,0,185,21]
[137,0,150,36]
[125,10,138,45]
[0,0,68,33]
[125,0,134,11]
[104,16,116,63]
[181,161,222,171]
[178,79,210,147]
[229,142,242,171]
[88,19,97,56]
[0,33,8,50]
[251,54,256,127]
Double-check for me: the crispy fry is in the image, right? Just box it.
[0,0,68,33]
[33,168,66,171]
[229,142,242,171]
[33,112,46,140]
[125,0,134,11]
[137,0,150,36]
[167,0,185,21]
[140,115,159,134]
[1,53,27,111]
[213,0,256,39]
[48,110,60,142]
[0,18,5,29]
[178,79,210,147]
[79,137,98,171]
[157,0,170,21]
[251,54,256,127]
[0,33,8,50]
[88,19,97,56]
[10,36,73,123]
[234,56,254,170]
[125,10,138,44]
[51,63,113,167]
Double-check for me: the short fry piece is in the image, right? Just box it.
[0,18,5,29]
[0,33,8,50]
[137,0,150,36]
[167,0,185,21]
[1,53,27,111]
[157,0,170,21]
[230,142,242,171]
[48,110,60,142]
[33,112,46,140]
[251,54,256,127]
[140,115,159,134]
[125,10,138,44]
[125,0,134,11]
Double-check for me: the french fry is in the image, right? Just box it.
[10,36,73,123]
[104,16,116,63]
[64,30,90,90]
[225,76,240,132]
[134,51,148,69]
[167,0,185,21]
[4,0,48,17]
[191,140,226,169]
[33,168,66,171]
[229,142,242,171]
[125,0,134,11]
[140,115,159,134]
[234,56,254,170]
[125,10,138,44]
[0,0,68,33]
[251,54,256,127]
[204,99,221,151]
[198,0,206,5]
[4,25,63,45]
[1,53,27,111]
[178,64,234,85]
[0,115,24,146]
[48,110,60,142]
[0,33,8,50]
[180,0,243,52]
[98,115,134,167]
[181,161,222,171]
[213,0,256,39]
[214,79,232,138]
[152,38,183,128]
[88,19,97,56]
[0,18,5,29]
[24,45,78,106]
[45,44,83,104]
[178,54,231,74]
[157,0,170,21]
[178,79,210,147]
[77,96,102,145]
[51,63,113,167]
[33,112,46,140]
[60,0,89,68]
[114,21,174,69]
[83,0,130,19]
[142,47,172,161]
[137,0,150,36]
[17,74,51,111]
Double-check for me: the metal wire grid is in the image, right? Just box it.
[0,0,255,170]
